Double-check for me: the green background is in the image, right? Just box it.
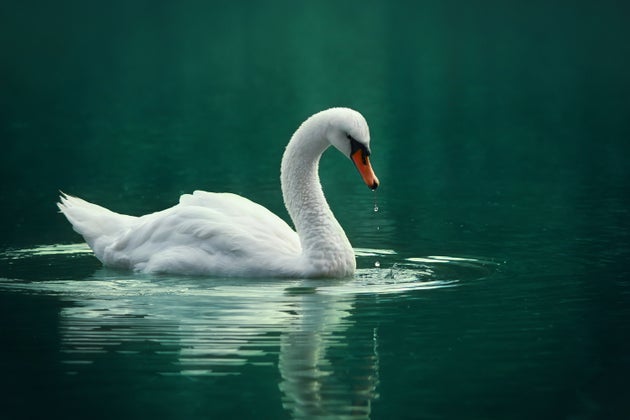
[1,0,629,418]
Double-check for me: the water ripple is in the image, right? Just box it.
[0,243,500,418]
[0,244,499,296]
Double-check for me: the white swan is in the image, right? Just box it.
[58,107,379,278]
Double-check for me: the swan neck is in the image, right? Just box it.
[281,128,330,236]
[280,123,354,275]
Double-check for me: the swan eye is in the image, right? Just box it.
[346,133,355,141]
[349,137,370,163]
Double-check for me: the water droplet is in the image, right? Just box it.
[372,189,379,213]
[374,261,381,268]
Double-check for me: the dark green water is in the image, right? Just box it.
[2,1,630,419]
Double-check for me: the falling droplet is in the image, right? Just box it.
[374,261,381,268]
[372,189,381,234]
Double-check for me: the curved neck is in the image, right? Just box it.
[280,122,354,273]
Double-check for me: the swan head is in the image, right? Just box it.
[322,108,380,190]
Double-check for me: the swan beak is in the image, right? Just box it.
[351,149,380,190]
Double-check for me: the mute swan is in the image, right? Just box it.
[58,107,379,278]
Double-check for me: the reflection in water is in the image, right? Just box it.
[278,287,379,418]
[0,245,497,418]
[1,243,93,257]
[28,275,379,417]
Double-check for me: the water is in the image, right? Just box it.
[2,1,630,419]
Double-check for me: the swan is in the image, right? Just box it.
[58,107,379,278]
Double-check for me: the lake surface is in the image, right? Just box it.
[1,1,629,419]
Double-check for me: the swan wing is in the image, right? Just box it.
[102,191,301,275]
[180,190,299,245]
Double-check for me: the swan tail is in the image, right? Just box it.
[57,192,136,248]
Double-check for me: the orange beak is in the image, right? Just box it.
[351,148,379,190]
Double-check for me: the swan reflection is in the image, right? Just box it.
[54,272,380,418]
[1,245,493,417]
[278,287,379,418]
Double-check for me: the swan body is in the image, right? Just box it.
[58,108,379,278]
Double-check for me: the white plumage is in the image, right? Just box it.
[58,108,379,278]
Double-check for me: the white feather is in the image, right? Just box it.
[57,108,375,278]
